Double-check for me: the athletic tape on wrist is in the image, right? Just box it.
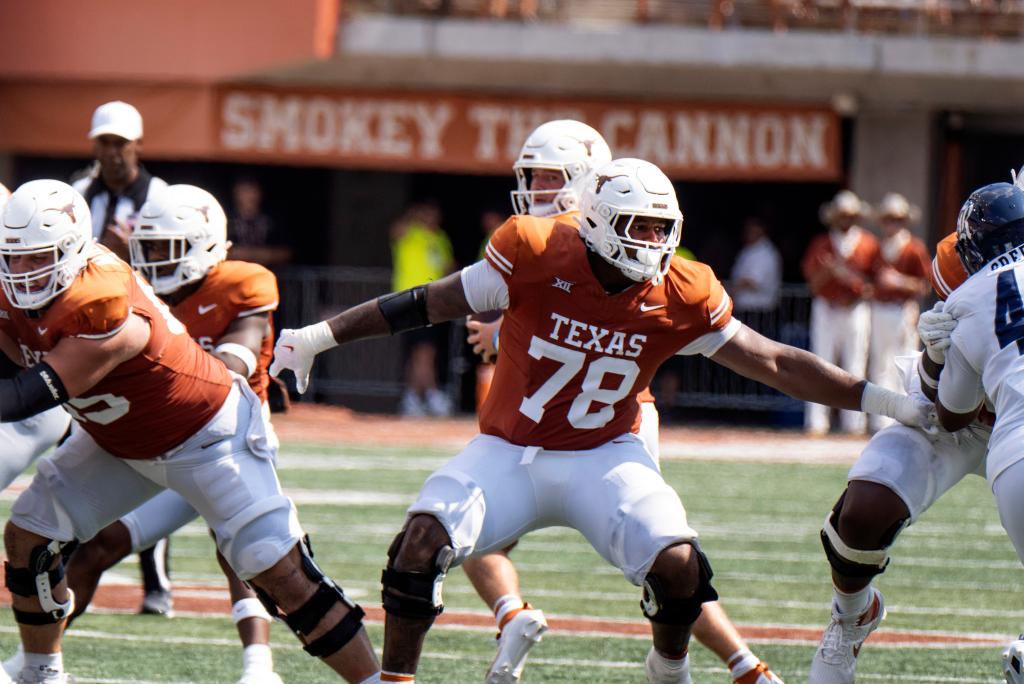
[215,343,259,378]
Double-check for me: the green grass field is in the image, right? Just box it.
[0,440,1018,683]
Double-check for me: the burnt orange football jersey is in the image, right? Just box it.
[171,261,278,402]
[480,216,733,450]
[931,233,967,300]
[0,246,232,459]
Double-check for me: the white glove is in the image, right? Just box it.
[861,382,937,432]
[269,321,336,394]
[917,301,957,364]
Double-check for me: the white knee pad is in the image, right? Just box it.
[217,495,303,580]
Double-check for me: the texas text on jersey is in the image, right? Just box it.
[0,245,232,458]
[480,214,731,450]
[171,260,278,402]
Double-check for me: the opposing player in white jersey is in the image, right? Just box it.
[271,158,931,684]
[0,181,72,498]
[48,185,285,684]
[933,182,1024,684]
[466,121,783,684]
[805,226,990,682]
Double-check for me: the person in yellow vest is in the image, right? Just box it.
[390,201,456,416]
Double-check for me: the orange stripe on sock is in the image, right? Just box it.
[380,672,416,682]
[498,607,523,632]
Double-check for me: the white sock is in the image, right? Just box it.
[23,652,63,680]
[493,593,524,630]
[357,674,382,684]
[645,647,690,684]
[727,647,760,678]
[834,585,872,616]
[3,644,25,676]
[241,644,273,672]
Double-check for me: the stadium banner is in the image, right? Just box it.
[0,82,839,181]
[216,87,841,181]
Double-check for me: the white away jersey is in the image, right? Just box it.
[941,263,1024,473]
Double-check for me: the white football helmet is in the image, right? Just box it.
[0,180,92,310]
[130,184,228,295]
[0,183,10,208]
[579,158,683,284]
[511,120,612,217]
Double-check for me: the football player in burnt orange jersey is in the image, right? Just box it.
[464,120,784,684]
[272,158,931,684]
[0,181,380,684]
[54,185,286,684]
[0,182,72,497]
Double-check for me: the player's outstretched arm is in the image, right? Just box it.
[710,323,931,428]
[1,313,149,422]
[271,271,473,393]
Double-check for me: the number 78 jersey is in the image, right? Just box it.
[479,215,734,450]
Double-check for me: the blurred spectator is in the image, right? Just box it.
[801,190,879,435]
[227,177,293,266]
[730,216,782,312]
[730,216,782,341]
[391,202,456,417]
[487,0,538,20]
[868,192,930,431]
[72,101,167,261]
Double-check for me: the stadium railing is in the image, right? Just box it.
[274,266,813,414]
[345,0,1024,40]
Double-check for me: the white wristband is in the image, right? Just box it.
[860,381,899,418]
[214,342,258,378]
[231,597,272,624]
[306,320,338,354]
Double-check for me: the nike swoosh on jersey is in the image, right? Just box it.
[639,303,665,312]
[37,327,48,335]
[198,303,218,315]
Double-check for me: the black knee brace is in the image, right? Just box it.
[251,536,365,659]
[5,539,75,624]
[640,542,719,626]
[820,493,907,579]
[381,530,454,619]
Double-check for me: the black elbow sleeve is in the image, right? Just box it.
[0,362,69,423]
[377,286,431,334]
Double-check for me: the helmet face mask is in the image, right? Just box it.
[954,183,1024,276]
[0,180,92,310]
[510,120,612,218]
[580,158,683,284]
[511,165,576,216]
[131,185,227,295]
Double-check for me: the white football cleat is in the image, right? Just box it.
[485,606,548,683]
[236,670,284,684]
[734,661,784,684]
[1003,634,1024,683]
[14,668,69,684]
[808,587,885,684]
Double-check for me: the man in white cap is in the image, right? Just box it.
[71,101,171,617]
[867,193,930,431]
[72,101,167,262]
[800,190,880,435]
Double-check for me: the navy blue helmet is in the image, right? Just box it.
[955,182,1024,275]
